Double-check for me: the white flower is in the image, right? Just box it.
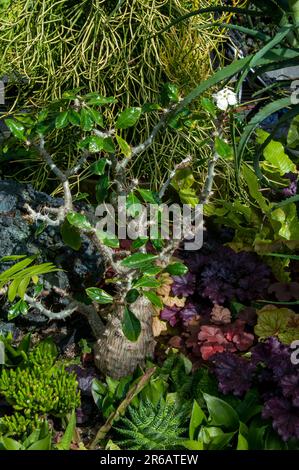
[213,88,238,111]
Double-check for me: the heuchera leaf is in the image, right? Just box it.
[254,306,296,343]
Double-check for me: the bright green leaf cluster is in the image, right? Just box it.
[0,341,80,437]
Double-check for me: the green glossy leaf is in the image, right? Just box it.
[17,276,30,299]
[0,256,36,281]
[116,107,142,129]
[122,306,141,342]
[142,103,161,113]
[102,137,115,153]
[62,88,83,100]
[203,393,239,431]
[189,400,206,440]
[67,212,92,231]
[143,290,163,309]
[96,175,109,203]
[125,289,140,304]
[55,111,69,129]
[201,97,216,116]
[7,299,26,320]
[91,378,107,409]
[121,253,158,269]
[67,109,81,126]
[5,119,26,141]
[60,220,82,251]
[88,109,104,127]
[85,94,117,106]
[137,188,158,204]
[8,277,19,302]
[133,276,160,289]
[95,229,119,248]
[237,425,249,450]
[80,108,94,131]
[27,434,51,450]
[161,83,180,105]
[242,165,269,213]
[0,255,26,262]
[91,159,107,176]
[86,287,113,304]
[88,136,105,153]
[142,266,162,276]
[238,97,292,171]
[0,437,23,450]
[116,135,132,158]
[171,168,195,191]
[287,115,299,149]
[215,137,232,159]
[131,237,148,249]
[182,439,204,450]
[56,410,76,450]
[126,193,142,217]
[166,262,188,276]
[207,429,236,450]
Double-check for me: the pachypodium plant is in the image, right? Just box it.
[4,88,231,381]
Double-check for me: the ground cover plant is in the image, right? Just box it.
[0,0,298,452]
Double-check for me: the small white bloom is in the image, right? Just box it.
[213,88,238,111]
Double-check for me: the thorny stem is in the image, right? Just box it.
[22,98,221,328]
[24,294,78,321]
[24,290,105,336]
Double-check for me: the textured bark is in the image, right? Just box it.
[94,295,156,379]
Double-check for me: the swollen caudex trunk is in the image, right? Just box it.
[94,295,156,379]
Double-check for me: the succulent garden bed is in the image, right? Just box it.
[0,0,298,453]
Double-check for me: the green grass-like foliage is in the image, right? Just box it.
[114,398,189,450]
[0,341,80,437]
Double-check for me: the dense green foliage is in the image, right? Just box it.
[0,338,80,437]
[115,398,189,450]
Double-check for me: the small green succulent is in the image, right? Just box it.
[0,340,80,437]
[114,398,189,450]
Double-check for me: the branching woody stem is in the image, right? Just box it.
[24,293,78,321]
